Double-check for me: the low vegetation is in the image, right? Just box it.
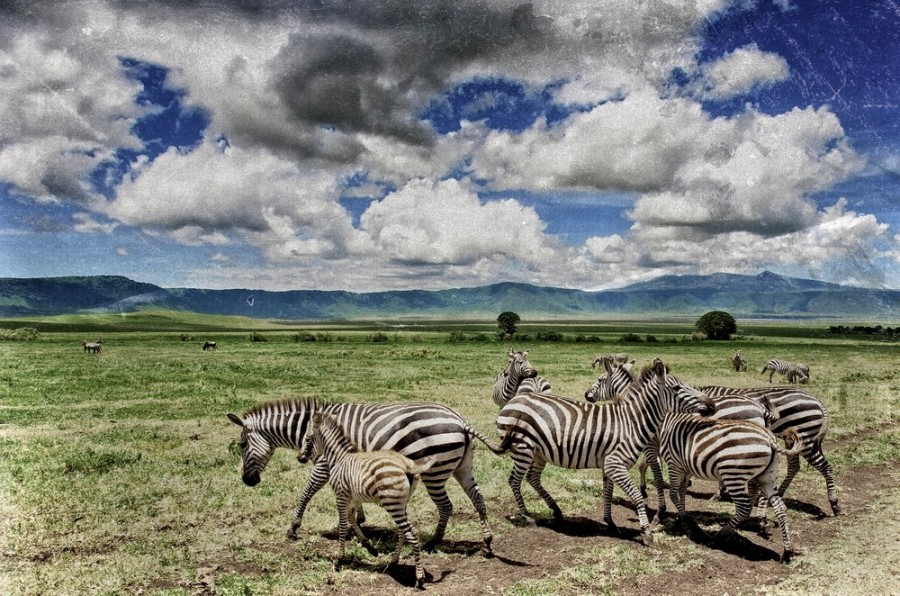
[1,314,898,594]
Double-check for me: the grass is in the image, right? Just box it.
[0,317,898,594]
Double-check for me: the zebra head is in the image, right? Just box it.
[227,412,276,487]
[506,349,538,381]
[652,359,716,416]
[584,357,634,403]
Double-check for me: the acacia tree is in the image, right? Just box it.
[497,311,521,338]
[694,310,737,340]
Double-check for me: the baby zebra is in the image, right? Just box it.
[731,350,748,372]
[658,414,803,562]
[299,412,435,590]
[760,358,809,384]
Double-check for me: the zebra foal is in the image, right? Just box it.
[298,412,434,589]
[227,398,503,555]
[760,358,810,384]
[658,414,803,562]
[495,359,715,545]
[491,349,552,407]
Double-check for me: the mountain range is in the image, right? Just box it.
[0,272,897,320]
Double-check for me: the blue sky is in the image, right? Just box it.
[0,0,897,291]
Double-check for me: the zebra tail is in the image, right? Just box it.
[774,428,804,457]
[407,455,440,477]
[465,424,510,455]
[759,394,780,424]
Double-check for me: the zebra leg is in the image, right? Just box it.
[605,457,653,545]
[288,458,330,540]
[452,445,494,555]
[601,473,617,531]
[718,478,753,538]
[386,508,424,589]
[524,457,563,521]
[758,458,795,561]
[642,443,667,523]
[348,505,377,556]
[420,474,453,552]
[507,447,536,524]
[800,443,841,515]
[747,480,772,537]
[638,456,649,498]
[335,493,352,566]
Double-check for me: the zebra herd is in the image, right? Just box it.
[228,348,838,588]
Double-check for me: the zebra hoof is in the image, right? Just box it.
[639,531,653,547]
[780,549,794,563]
[507,514,536,527]
[481,536,494,558]
[286,528,299,541]
[830,500,842,516]
[423,539,440,552]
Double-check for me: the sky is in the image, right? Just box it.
[0,0,898,292]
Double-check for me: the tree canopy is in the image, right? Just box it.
[497,311,521,337]
[694,310,737,340]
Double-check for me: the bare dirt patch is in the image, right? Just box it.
[305,423,900,595]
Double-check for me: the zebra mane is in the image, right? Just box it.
[242,397,326,419]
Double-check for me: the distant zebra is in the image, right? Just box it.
[227,398,504,554]
[82,339,102,354]
[202,341,217,351]
[298,412,435,589]
[658,414,803,561]
[731,350,748,372]
[491,349,551,407]
[494,359,715,545]
[760,358,809,384]
[700,384,839,515]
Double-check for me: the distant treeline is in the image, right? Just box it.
[828,325,897,340]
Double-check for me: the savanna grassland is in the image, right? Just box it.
[1,312,898,595]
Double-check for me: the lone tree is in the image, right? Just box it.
[694,310,737,340]
[497,311,521,338]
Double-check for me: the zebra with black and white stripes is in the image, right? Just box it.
[584,358,779,511]
[658,414,803,561]
[227,398,505,555]
[298,412,434,589]
[491,349,552,407]
[494,359,716,545]
[760,358,810,384]
[700,384,840,515]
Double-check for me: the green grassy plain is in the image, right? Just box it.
[1,314,898,594]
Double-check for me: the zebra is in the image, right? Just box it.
[298,412,435,589]
[494,358,716,545]
[584,358,779,511]
[731,350,748,372]
[760,358,810,384]
[658,414,803,562]
[226,398,504,555]
[491,349,552,407]
[82,339,102,354]
[202,341,217,351]
[700,384,840,515]
[591,352,630,369]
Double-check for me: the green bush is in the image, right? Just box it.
[366,331,390,343]
[0,327,39,341]
[619,333,643,343]
[694,310,737,340]
[249,331,267,342]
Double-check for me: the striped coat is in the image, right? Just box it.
[227,398,504,554]
[700,385,839,515]
[658,413,803,561]
[299,412,434,589]
[495,359,715,545]
[760,358,810,384]
[492,349,552,407]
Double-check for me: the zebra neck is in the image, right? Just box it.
[320,426,357,465]
[255,410,312,450]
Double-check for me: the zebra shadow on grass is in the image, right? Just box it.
[660,514,783,562]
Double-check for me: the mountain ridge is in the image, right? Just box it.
[0,272,897,320]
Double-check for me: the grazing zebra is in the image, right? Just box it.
[494,359,715,545]
[202,341,217,351]
[760,358,810,384]
[700,384,839,515]
[227,398,504,554]
[658,414,803,561]
[731,350,748,372]
[298,412,435,589]
[491,349,552,407]
[584,358,779,509]
[82,339,102,354]
[591,352,630,369]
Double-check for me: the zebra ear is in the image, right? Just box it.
[602,357,614,375]
[227,413,244,427]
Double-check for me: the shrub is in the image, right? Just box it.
[294,332,317,342]
[645,335,658,343]
[536,330,564,342]
[0,327,40,341]
[694,310,737,340]
[249,332,267,342]
[619,333,643,343]
[448,331,468,343]
[366,332,390,343]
